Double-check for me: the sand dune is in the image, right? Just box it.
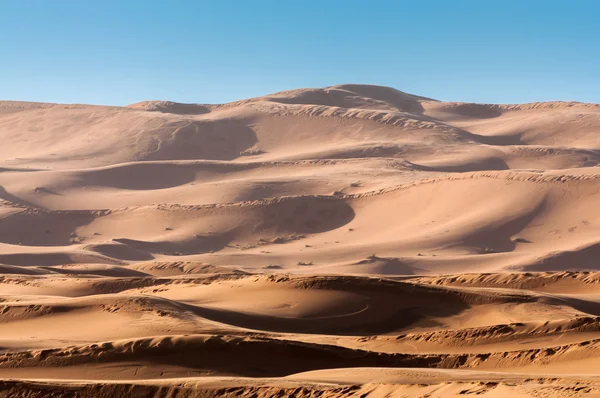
[2,85,600,396]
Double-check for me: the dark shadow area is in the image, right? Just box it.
[0,209,96,246]
[254,196,356,235]
[454,197,547,254]
[523,241,600,272]
[112,233,233,256]
[85,242,155,261]
[408,157,510,173]
[0,185,39,208]
[0,253,75,267]
[442,103,502,119]
[79,163,197,190]
[145,119,258,162]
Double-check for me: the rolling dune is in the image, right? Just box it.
[2,85,600,396]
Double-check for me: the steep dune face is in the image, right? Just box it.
[2,86,600,397]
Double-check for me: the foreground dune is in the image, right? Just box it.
[2,85,600,396]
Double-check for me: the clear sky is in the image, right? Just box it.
[1,0,598,105]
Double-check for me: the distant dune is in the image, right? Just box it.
[2,85,600,397]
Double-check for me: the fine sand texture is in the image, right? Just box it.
[2,85,600,396]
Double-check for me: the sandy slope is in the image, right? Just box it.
[2,85,600,396]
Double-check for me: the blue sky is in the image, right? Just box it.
[1,1,598,105]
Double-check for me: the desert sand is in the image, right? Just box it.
[2,85,600,396]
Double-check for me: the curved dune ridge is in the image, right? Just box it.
[2,85,600,396]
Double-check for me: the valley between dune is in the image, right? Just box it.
[2,85,600,397]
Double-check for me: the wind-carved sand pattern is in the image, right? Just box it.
[2,85,600,396]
